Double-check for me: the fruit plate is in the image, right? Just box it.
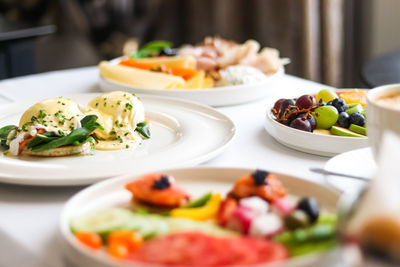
[0,94,235,186]
[98,58,285,107]
[264,93,369,157]
[60,166,340,267]
[324,147,375,193]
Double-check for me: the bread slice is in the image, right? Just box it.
[21,142,93,157]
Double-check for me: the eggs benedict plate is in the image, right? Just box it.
[0,91,150,157]
[0,93,235,185]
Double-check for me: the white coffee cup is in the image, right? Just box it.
[367,84,400,159]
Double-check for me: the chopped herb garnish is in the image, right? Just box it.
[54,111,65,119]
[62,102,66,106]
[119,123,124,128]
[95,102,99,107]
[125,103,133,110]
[117,100,121,105]
[126,144,129,148]
[124,132,129,136]
[103,102,107,107]
[109,128,116,135]
[38,110,47,119]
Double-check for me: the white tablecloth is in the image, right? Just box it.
[0,67,335,267]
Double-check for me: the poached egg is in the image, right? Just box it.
[83,91,145,150]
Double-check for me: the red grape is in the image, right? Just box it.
[295,95,317,110]
[273,99,286,112]
[279,99,296,117]
[298,113,316,130]
[289,117,312,132]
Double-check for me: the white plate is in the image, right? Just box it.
[264,96,369,157]
[98,58,284,107]
[324,147,375,193]
[60,166,340,267]
[0,94,235,186]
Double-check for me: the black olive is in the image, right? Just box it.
[159,47,177,57]
[297,197,320,223]
[284,210,310,230]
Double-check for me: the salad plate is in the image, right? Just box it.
[264,90,369,157]
[98,36,287,107]
[324,147,375,192]
[60,166,340,267]
[99,65,284,107]
[0,94,235,186]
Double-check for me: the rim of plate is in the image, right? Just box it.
[60,166,341,267]
[101,56,284,92]
[265,92,368,141]
[0,94,236,186]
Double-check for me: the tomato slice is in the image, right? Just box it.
[130,232,288,266]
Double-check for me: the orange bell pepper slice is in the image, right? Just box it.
[75,232,102,250]
[119,58,196,81]
[107,231,143,259]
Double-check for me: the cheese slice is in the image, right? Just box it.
[202,77,214,89]
[136,55,196,69]
[99,61,185,89]
[182,71,205,89]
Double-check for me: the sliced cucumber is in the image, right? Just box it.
[71,208,169,239]
[70,208,133,236]
[167,217,237,237]
[125,214,169,239]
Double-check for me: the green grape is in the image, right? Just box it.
[312,106,339,129]
[316,89,338,103]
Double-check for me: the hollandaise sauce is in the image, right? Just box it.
[83,91,146,150]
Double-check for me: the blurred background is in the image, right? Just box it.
[0,0,399,88]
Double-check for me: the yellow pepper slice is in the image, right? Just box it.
[170,194,222,221]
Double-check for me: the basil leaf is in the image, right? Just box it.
[30,115,102,152]
[142,41,172,50]
[131,41,172,59]
[135,121,151,139]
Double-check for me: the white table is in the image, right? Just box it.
[0,67,335,267]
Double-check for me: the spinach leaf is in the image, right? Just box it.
[0,125,17,148]
[131,41,172,59]
[0,125,16,139]
[29,115,102,152]
[26,132,59,149]
[135,121,151,139]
